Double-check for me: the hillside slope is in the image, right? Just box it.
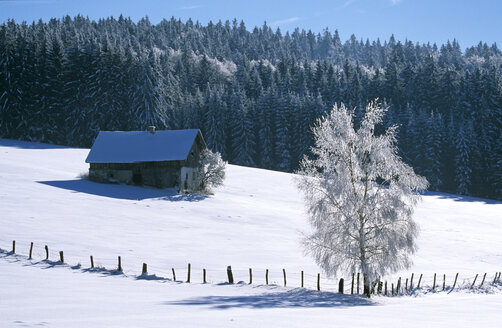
[1,138,501,327]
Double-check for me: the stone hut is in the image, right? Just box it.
[85,128,206,190]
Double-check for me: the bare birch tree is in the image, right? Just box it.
[296,101,428,297]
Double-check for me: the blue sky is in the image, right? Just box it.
[1,0,500,49]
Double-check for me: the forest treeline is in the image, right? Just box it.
[0,15,501,199]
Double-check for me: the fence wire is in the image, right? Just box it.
[2,240,501,296]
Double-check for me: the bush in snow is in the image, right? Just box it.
[195,148,226,193]
[296,100,428,297]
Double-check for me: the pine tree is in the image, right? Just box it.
[0,21,23,138]
[44,34,66,143]
[229,92,256,167]
[455,122,474,195]
[203,85,227,158]
[422,112,443,190]
[274,93,292,171]
[257,90,275,169]
[131,51,169,130]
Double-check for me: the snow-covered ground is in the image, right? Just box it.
[1,138,501,327]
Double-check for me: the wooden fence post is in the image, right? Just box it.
[44,245,49,260]
[118,256,122,272]
[283,269,287,287]
[384,281,388,296]
[12,240,15,253]
[317,273,321,291]
[410,273,414,289]
[249,268,252,284]
[90,255,94,268]
[396,277,401,295]
[480,273,486,287]
[187,263,191,283]
[203,269,207,283]
[357,272,360,294]
[28,242,33,259]
[433,273,436,290]
[59,251,64,263]
[301,271,304,288]
[405,278,408,293]
[417,274,423,289]
[452,273,459,291]
[443,274,446,291]
[265,269,269,285]
[172,268,176,281]
[391,283,394,296]
[378,281,383,294]
[142,263,147,275]
[227,265,234,284]
[338,278,344,294]
[471,274,478,288]
[351,273,355,294]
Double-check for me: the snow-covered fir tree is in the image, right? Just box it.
[0,16,501,200]
[455,122,474,195]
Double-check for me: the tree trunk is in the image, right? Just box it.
[359,219,370,298]
[363,273,371,297]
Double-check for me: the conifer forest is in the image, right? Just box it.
[1,16,501,200]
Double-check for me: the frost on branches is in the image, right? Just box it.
[194,148,226,194]
[296,101,428,297]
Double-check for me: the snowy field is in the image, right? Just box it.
[1,138,501,327]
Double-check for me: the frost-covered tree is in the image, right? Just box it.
[296,101,428,297]
[195,148,226,194]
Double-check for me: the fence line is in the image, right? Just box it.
[3,240,501,296]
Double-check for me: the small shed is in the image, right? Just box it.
[85,128,206,190]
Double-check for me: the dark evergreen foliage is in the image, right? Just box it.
[1,16,502,200]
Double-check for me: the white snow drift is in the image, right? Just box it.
[0,138,501,327]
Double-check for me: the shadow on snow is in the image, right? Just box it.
[423,191,502,205]
[1,249,374,309]
[136,273,173,281]
[167,287,375,309]
[0,138,70,150]
[37,179,208,202]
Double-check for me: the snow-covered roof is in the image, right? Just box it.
[85,129,204,164]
